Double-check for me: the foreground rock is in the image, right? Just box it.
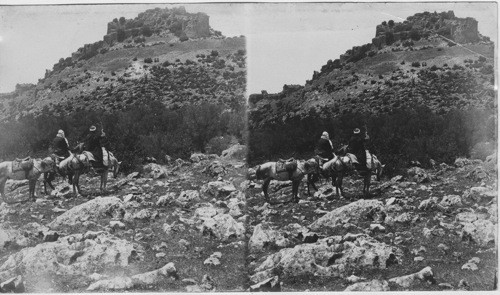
[345,279,389,291]
[0,232,143,287]
[201,213,245,241]
[388,266,435,288]
[309,200,385,230]
[87,262,177,291]
[142,163,170,179]
[250,234,402,283]
[48,197,124,230]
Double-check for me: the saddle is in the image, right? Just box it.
[276,158,297,174]
[12,157,34,179]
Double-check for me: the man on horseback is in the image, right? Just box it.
[52,129,70,160]
[315,131,335,160]
[348,128,369,171]
[83,125,110,167]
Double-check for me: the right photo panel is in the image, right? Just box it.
[246,2,497,292]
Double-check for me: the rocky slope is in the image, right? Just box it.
[248,11,494,128]
[0,145,248,292]
[246,154,497,291]
[0,6,245,120]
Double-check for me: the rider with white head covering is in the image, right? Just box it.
[52,129,70,158]
[316,131,335,160]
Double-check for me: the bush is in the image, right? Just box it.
[144,57,153,63]
[141,26,152,37]
[210,50,219,57]
[411,61,421,67]
[117,29,126,42]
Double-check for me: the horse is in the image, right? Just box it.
[320,153,357,197]
[249,158,319,203]
[0,157,56,203]
[359,153,385,195]
[48,143,120,196]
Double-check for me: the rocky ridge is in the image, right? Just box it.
[248,11,494,126]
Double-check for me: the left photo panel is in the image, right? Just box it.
[0,3,248,292]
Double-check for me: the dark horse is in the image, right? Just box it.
[249,158,319,203]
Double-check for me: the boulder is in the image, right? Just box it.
[249,276,280,292]
[418,197,439,210]
[48,197,124,230]
[461,219,497,247]
[313,184,336,199]
[0,232,143,285]
[466,167,489,182]
[201,213,245,241]
[221,144,247,160]
[249,223,284,251]
[462,187,497,203]
[309,200,385,231]
[190,153,208,163]
[454,157,472,167]
[156,192,176,206]
[0,275,25,293]
[142,163,169,179]
[407,167,431,183]
[251,235,402,283]
[227,197,244,218]
[344,279,389,291]
[177,190,201,204]
[388,266,435,288]
[49,183,73,198]
[131,262,177,286]
[439,195,462,207]
[203,161,226,177]
[87,277,133,291]
[202,181,236,198]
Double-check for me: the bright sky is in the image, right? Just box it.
[0,2,497,95]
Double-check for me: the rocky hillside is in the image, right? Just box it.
[0,6,245,120]
[0,145,248,292]
[248,11,494,128]
[246,154,497,291]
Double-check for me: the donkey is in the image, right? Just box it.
[0,157,56,203]
[249,158,319,203]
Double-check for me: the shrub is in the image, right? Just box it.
[117,29,126,42]
[144,57,153,63]
[411,61,421,67]
[141,26,152,37]
[210,50,219,57]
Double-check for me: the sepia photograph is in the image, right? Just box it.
[0,0,497,292]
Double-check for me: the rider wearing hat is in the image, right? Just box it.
[52,129,70,159]
[316,131,335,160]
[348,128,369,171]
[84,125,108,167]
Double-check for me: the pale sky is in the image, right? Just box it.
[0,2,497,95]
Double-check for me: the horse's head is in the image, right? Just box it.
[247,167,258,180]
